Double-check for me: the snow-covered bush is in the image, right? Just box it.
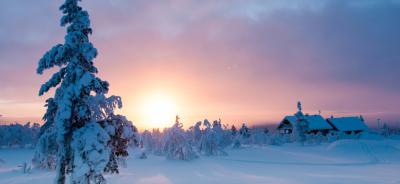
[163,117,198,160]
[269,134,284,146]
[232,136,241,149]
[327,131,339,142]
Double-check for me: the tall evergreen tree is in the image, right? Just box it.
[36,0,130,183]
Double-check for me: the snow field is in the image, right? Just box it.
[1,139,399,184]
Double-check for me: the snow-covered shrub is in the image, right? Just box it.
[139,152,148,159]
[163,117,198,160]
[304,132,325,145]
[314,132,325,144]
[232,136,241,149]
[19,162,32,174]
[338,131,359,139]
[327,131,339,142]
[269,134,284,146]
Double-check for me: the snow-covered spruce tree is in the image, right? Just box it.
[151,128,164,155]
[163,116,198,160]
[199,119,227,156]
[141,130,155,153]
[36,0,130,183]
[239,123,251,144]
[213,119,232,148]
[33,98,58,170]
[192,121,202,146]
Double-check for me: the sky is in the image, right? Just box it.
[0,0,399,129]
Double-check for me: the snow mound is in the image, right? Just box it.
[358,132,384,140]
[389,135,400,140]
[327,140,400,163]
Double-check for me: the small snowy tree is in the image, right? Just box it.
[192,121,202,146]
[239,123,250,144]
[231,125,237,136]
[33,98,58,169]
[163,116,198,160]
[199,119,227,156]
[36,0,131,183]
[32,127,57,170]
[381,123,390,137]
[269,133,286,146]
[141,130,155,153]
[151,128,164,155]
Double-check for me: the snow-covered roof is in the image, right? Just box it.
[327,117,369,131]
[281,115,333,131]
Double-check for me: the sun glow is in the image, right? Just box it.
[140,94,178,128]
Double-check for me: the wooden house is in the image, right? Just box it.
[326,116,368,134]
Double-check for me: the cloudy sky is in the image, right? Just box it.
[0,0,399,129]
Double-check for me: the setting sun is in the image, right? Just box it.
[140,93,178,128]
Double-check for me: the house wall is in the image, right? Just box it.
[277,120,293,134]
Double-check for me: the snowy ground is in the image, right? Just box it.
[1,139,400,184]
